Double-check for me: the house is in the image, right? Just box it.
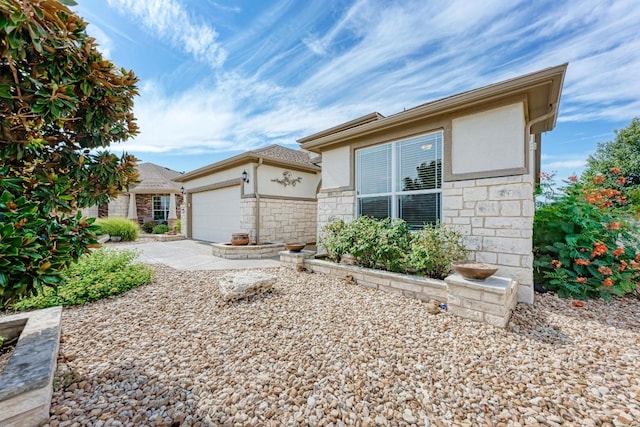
[297,64,568,304]
[174,144,321,244]
[82,162,183,227]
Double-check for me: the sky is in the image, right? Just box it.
[73,0,640,180]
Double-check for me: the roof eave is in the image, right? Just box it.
[299,63,568,152]
[175,152,320,182]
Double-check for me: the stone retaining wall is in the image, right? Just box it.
[212,243,284,259]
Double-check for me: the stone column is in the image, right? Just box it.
[127,193,138,221]
[168,193,178,229]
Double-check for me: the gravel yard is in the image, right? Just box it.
[46,265,639,426]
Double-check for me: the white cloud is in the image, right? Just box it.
[107,0,226,68]
[84,24,114,59]
[110,0,640,157]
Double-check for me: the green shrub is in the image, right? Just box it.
[95,218,139,241]
[406,223,469,279]
[0,1,139,308]
[152,224,170,234]
[174,220,182,233]
[142,220,158,233]
[320,217,410,270]
[320,217,467,278]
[11,249,153,310]
[534,171,640,300]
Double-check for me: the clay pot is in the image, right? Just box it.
[231,232,250,246]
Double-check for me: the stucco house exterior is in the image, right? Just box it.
[298,64,568,304]
[175,144,321,244]
[82,162,183,226]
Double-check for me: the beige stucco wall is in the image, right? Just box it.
[182,164,249,190]
[451,102,525,175]
[321,146,351,189]
[257,164,319,198]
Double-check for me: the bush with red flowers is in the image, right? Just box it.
[534,169,640,299]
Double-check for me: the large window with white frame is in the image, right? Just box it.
[356,131,442,229]
[152,195,170,222]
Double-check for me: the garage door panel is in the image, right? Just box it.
[191,186,240,242]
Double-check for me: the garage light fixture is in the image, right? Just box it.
[180,186,185,195]
[241,170,249,183]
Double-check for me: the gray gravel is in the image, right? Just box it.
[44,265,640,426]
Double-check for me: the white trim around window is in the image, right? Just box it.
[355,130,443,229]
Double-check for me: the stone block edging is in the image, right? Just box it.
[0,306,63,426]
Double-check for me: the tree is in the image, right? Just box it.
[0,0,139,307]
[582,118,640,187]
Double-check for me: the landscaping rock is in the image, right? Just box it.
[45,265,640,426]
[218,271,275,301]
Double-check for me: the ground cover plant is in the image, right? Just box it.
[11,249,153,311]
[95,218,140,241]
[534,170,640,299]
[320,217,468,279]
[0,0,139,308]
[152,224,170,234]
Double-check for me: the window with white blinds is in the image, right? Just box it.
[356,131,442,229]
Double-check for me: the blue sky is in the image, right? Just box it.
[74,0,639,180]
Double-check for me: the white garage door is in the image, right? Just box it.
[191,185,240,242]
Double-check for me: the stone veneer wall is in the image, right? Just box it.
[313,179,534,304]
[108,194,129,218]
[316,190,356,245]
[240,198,317,244]
[441,174,535,303]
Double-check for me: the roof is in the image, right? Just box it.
[129,163,183,194]
[253,144,316,166]
[298,63,568,152]
[175,144,320,182]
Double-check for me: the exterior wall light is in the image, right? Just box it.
[241,170,249,183]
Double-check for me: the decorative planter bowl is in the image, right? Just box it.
[284,243,305,252]
[451,261,498,280]
[231,233,250,246]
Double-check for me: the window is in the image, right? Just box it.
[152,195,170,222]
[356,131,442,229]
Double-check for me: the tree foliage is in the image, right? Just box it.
[582,118,640,187]
[0,0,139,307]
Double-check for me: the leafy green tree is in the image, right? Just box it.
[583,118,640,187]
[0,0,139,307]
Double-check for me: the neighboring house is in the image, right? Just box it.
[82,162,183,226]
[298,64,568,304]
[175,144,321,244]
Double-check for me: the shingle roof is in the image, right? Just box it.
[253,144,315,166]
[130,163,182,193]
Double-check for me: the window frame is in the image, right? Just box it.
[355,130,443,228]
[152,195,170,222]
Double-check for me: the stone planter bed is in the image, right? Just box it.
[211,242,284,259]
[43,265,640,426]
[280,251,517,328]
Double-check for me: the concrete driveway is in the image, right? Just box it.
[109,239,281,271]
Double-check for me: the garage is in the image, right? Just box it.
[190,185,240,242]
